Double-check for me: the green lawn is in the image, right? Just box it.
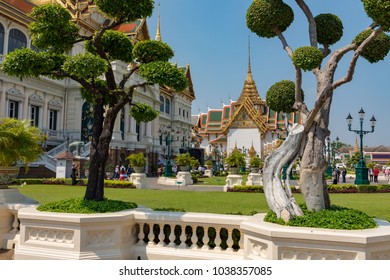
[14,184,390,221]
[197,175,248,185]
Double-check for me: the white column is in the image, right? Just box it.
[42,93,48,129]
[0,80,6,118]
[23,87,29,119]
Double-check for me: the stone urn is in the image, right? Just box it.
[133,166,144,173]
[228,167,240,175]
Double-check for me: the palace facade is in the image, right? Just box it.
[0,0,195,176]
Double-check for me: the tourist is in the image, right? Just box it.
[369,168,374,182]
[342,167,347,183]
[114,165,120,179]
[71,164,78,185]
[373,166,380,183]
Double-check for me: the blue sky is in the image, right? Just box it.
[147,0,389,147]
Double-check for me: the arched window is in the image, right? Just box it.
[165,98,170,114]
[159,96,164,112]
[8,29,27,53]
[0,23,4,55]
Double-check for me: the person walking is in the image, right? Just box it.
[342,167,347,183]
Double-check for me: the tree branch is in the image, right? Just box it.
[276,31,293,58]
[119,64,139,89]
[332,26,383,90]
[295,0,317,47]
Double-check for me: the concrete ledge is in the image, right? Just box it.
[241,214,390,260]
[12,208,390,260]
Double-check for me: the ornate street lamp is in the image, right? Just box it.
[159,126,178,177]
[346,108,376,185]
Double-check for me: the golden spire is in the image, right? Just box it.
[353,136,359,154]
[247,35,253,82]
[155,3,162,41]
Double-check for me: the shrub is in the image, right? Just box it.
[327,184,358,193]
[264,204,377,230]
[127,152,146,167]
[229,185,264,193]
[249,156,263,168]
[353,30,390,63]
[314,13,343,46]
[175,153,192,166]
[225,149,245,168]
[37,198,137,213]
[292,46,323,71]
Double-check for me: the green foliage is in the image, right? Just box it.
[81,79,109,104]
[264,205,377,230]
[246,0,294,38]
[190,157,200,169]
[130,103,159,123]
[292,46,323,71]
[327,184,358,193]
[225,149,246,167]
[94,0,154,22]
[231,185,264,193]
[139,61,188,91]
[175,153,192,166]
[266,80,298,113]
[0,118,44,166]
[29,4,79,53]
[205,160,213,168]
[1,48,66,80]
[86,30,133,63]
[353,29,390,63]
[315,13,344,46]
[133,40,174,63]
[127,153,146,167]
[37,198,137,213]
[362,0,390,31]
[62,52,109,80]
[249,156,263,168]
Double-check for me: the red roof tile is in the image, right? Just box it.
[2,0,35,13]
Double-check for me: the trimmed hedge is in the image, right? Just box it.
[229,184,390,193]
[15,178,134,189]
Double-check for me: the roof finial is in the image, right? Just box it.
[155,3,162,41]
[247,35,253,82]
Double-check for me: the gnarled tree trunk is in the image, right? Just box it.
[262,124,305,221]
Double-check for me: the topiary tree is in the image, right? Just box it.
[247,0,390,221]
[1,2,188,201]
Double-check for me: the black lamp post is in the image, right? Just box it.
[159,126,178,177]
[346,108,376,185]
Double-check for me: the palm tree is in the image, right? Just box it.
[0,118,44,186]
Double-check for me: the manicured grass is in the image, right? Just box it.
[197,175,248,185]
[14,184,390,220]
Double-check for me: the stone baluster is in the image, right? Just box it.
[146,224,154,245]
[168,224,176,247]
[8,210,19,234]
[158,224,165,246]
[214,227,221,250]
[179,225,187,248]
[226,228,234,251]
[190,225,198,248]
[203,226,210,249]
[137,223,145,245]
